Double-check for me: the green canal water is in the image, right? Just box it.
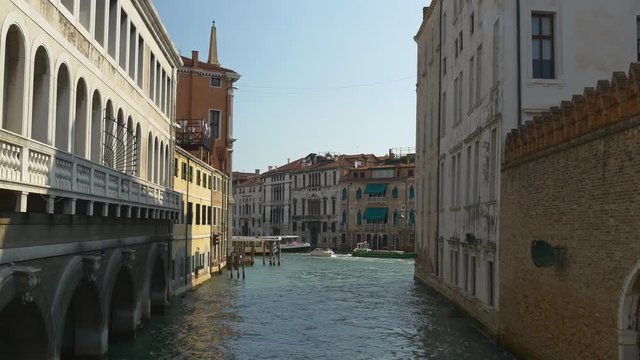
[108,254,514,359]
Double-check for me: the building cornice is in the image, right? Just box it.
[178,67,241,81]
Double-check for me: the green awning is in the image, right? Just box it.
[364,183,387,195]
[363,207,388,221]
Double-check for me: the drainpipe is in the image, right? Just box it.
[517,0,522,126]
[185,156,190,287]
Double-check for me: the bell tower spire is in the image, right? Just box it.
[208,20,220,65]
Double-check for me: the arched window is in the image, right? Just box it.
[409,186,415,199]
[126,117,134,174]
[31,46,50,144]
[409,209,415,225]
[341,210,347,225]
[103,100,114,167]
[147,132,153,181]
[393,210,398,225]
[115,109,125,171]
[3,25,26,135]
[357,210,362,225]
[90,91,102,162]
[74,78,88,158]
[159,140,165,185]
[392,186,399,198]
[55,64,71,151]
[341,188,347,201]
[153,137,159,184]
[355,187,362,200]
[135,123,141,176]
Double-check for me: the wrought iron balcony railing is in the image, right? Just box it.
[176,118,212,150]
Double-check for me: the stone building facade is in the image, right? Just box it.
[232,174,263,237]
[500,64,640,360]
[172,147,227,295]
[414,0,640,336]
[338,161,416,253]
[0,0,181,357]
[289,153,376,249]
[261,160,301,236]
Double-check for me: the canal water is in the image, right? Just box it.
[108,254,513,359]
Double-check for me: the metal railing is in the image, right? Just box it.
[175,118,212,150]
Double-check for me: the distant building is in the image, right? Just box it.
[232,173,263,236]
[233,152,414,249]
[260,160,303,236]
[290,153,379,249]
[175,21,239,269]
[338,157,416,253]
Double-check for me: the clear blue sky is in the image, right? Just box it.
[153,0,425,172]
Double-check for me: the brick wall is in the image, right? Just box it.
[500,63,640,359]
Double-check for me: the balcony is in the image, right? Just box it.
[367,196,386,204]
[364,223,388,232]
[390,222,415,231]
[0,129,180,214]
[176,119,211,151]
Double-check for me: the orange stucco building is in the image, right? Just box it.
[175,21,240,176]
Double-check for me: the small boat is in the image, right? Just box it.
[281,241,311,253]
[351,242,416,259]
[352,242,371,254]
[309,248,335,257]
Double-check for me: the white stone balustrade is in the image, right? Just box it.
[0,129,180,213]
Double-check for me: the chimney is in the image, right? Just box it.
[287,158,290,164]
[208,21,220,65]
[255,169,260,175]
[191,50,199,65]
[268,166,273,171]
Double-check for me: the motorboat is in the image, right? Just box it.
[309,248,335,257]
[351,242,415,259]
[281,241,311,253]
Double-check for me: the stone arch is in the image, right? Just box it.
[55,63,72,152]
[618,260,640,359]
[109,267,136,339]
[31,45,51,144]
[2,24,26,134]
[90,90,102,162]
[74,77,88,158]
[101,249,138,340]
[52,257,105,358]
[141,243,168,317]
[0,298,49,359]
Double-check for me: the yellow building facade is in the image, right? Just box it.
[172,147,227,294]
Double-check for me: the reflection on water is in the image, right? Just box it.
[108,254,514,360]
